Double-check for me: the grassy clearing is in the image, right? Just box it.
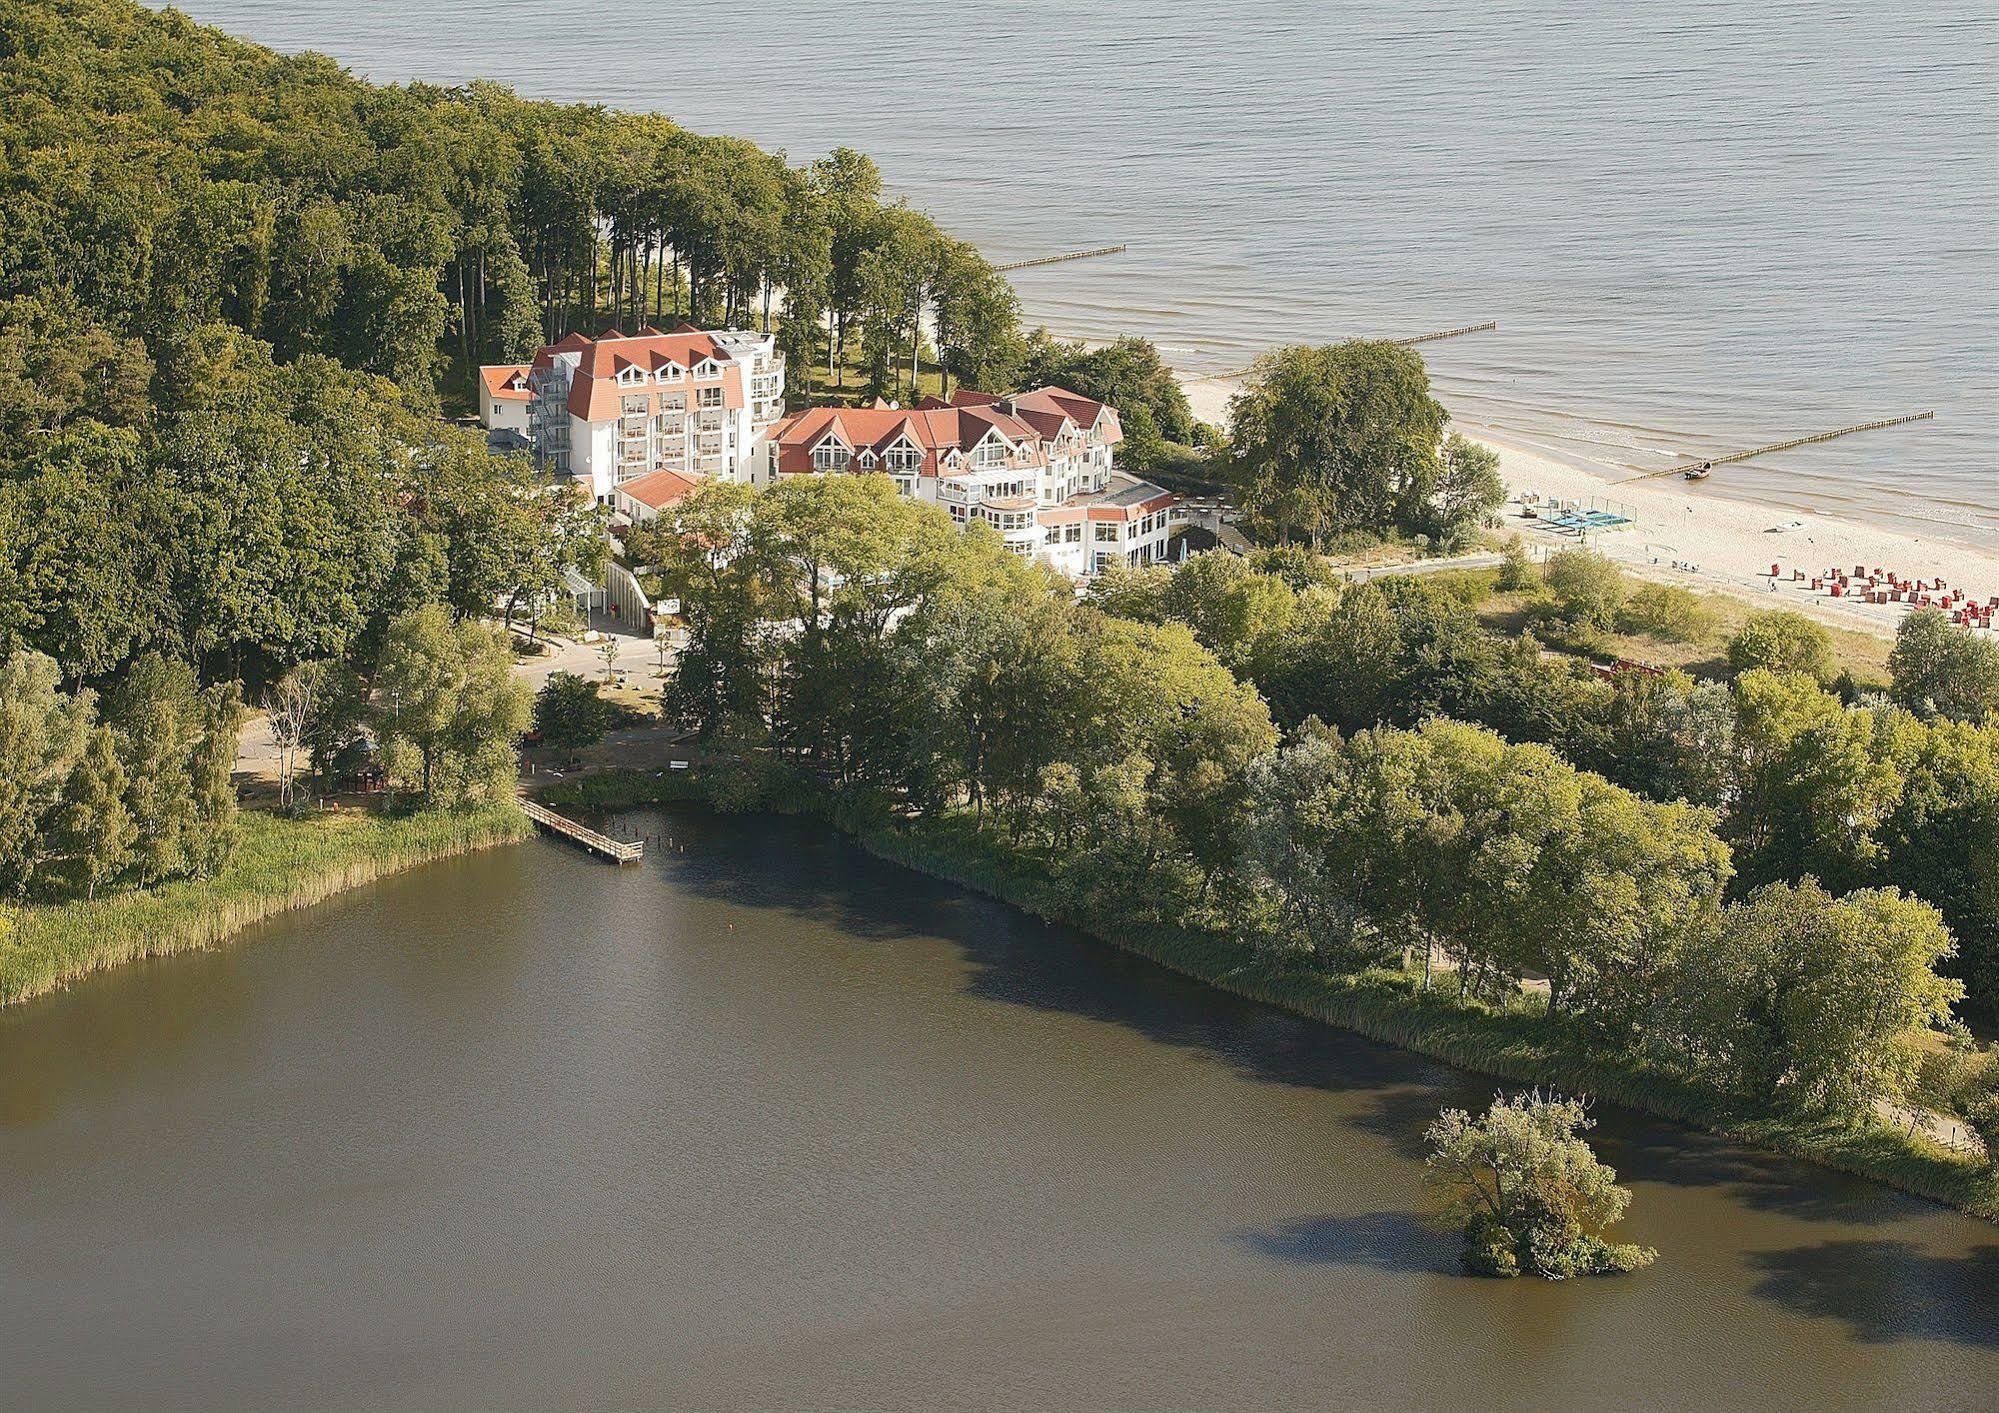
[573,767,1999,1222]
[0,804,531,1007]
[1451,565,1895,686]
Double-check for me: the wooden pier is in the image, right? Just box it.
[521,798,645,864]
[1624,411,1936,483]
[995,244,1128,273]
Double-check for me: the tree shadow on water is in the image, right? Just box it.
[1603,1119,1920,1227]
[1230,1210,1455,1274]
[655,811,1436,1099]
[1750,1240,1999,1348]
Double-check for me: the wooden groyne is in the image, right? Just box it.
[1625,411,1936,482]
[521,798,644,864]
[995,244,1127,273]
[1212,321,1496,378]
[1394,320,1498,346]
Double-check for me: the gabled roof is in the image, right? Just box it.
[524,327,772,421]
[769,385,1123,479]
[480,364,532,400]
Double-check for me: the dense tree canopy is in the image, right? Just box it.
[1227,341,1491,547]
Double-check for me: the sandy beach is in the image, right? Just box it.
[1180,377,1999,640]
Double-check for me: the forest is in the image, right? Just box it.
[0,0,1041,903]
[637,473,1999,1163]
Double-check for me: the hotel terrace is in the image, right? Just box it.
[767,387,1182,579]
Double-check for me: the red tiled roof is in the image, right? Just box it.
[768,385,1121,478]
[480,364,532,400]
[615,468,703,511]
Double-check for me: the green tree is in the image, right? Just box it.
[1675,880,1961,1116]
[373,605,532,807]
[1727,670,1900,890]
[1495,535,1536,592]
[1889,607,1999,723]
[105,653,203,885]
[1875,711,1999,1019]
[533,671,628,753]
[1228,340,1446,545]
[0,650,94,896]
[1424,1092,1656,1279]
[1429,434,1504,550]
[1543,549,1626,632]
[1727,610,1835,684]
[1619,584,1716,643]
[187,681,245,876]
[53,726,134,900]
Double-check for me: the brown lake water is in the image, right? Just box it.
[1,810,1994,1409]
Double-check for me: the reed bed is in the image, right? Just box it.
[0,805,531,1006]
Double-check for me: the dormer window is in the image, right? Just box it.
[858,449,878,468]
[973,436,1008,469]
[656,363,682,383]
[694,359,721,378]
[884,438,921,472]
[811,438,851,471]
[616,365,644,386]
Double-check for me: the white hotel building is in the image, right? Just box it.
[479,324,784,502]
[768,387,1180,579]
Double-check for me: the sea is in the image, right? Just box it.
[180,1,1999,545]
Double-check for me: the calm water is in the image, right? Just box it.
[179,1,1999,545]
[1,812,1994,1409]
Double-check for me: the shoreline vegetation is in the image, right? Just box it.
[0,804,530,1008]
[544,767,1999,1223]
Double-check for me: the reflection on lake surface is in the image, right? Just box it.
[2,810,1993,1409]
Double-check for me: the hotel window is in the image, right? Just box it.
[812,442,850,471]
[1064,524,1082,543]
[886,442,921,471]
[697,386,724,409]
[1094,523,1119,544]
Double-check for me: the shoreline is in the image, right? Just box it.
[0,805,532,1008]
[546,770,1998,1223]
[1179,375,1999,640]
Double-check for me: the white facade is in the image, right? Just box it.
[769,388,1177,580]
[477,367,533,433]
[511,327,784,503]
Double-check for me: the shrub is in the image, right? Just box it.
[1619,584,1717,643]
[1543,550,1626,631]
[1496,536,1536,593]
[1889,608,1999,722]
[1424,1092,1657,1280]
[1726,610,1834,683]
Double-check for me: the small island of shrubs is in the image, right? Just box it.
[1425,1091,1657,1280]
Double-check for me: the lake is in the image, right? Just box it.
[177,0,1999,546]
[2,812,1993,1409]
